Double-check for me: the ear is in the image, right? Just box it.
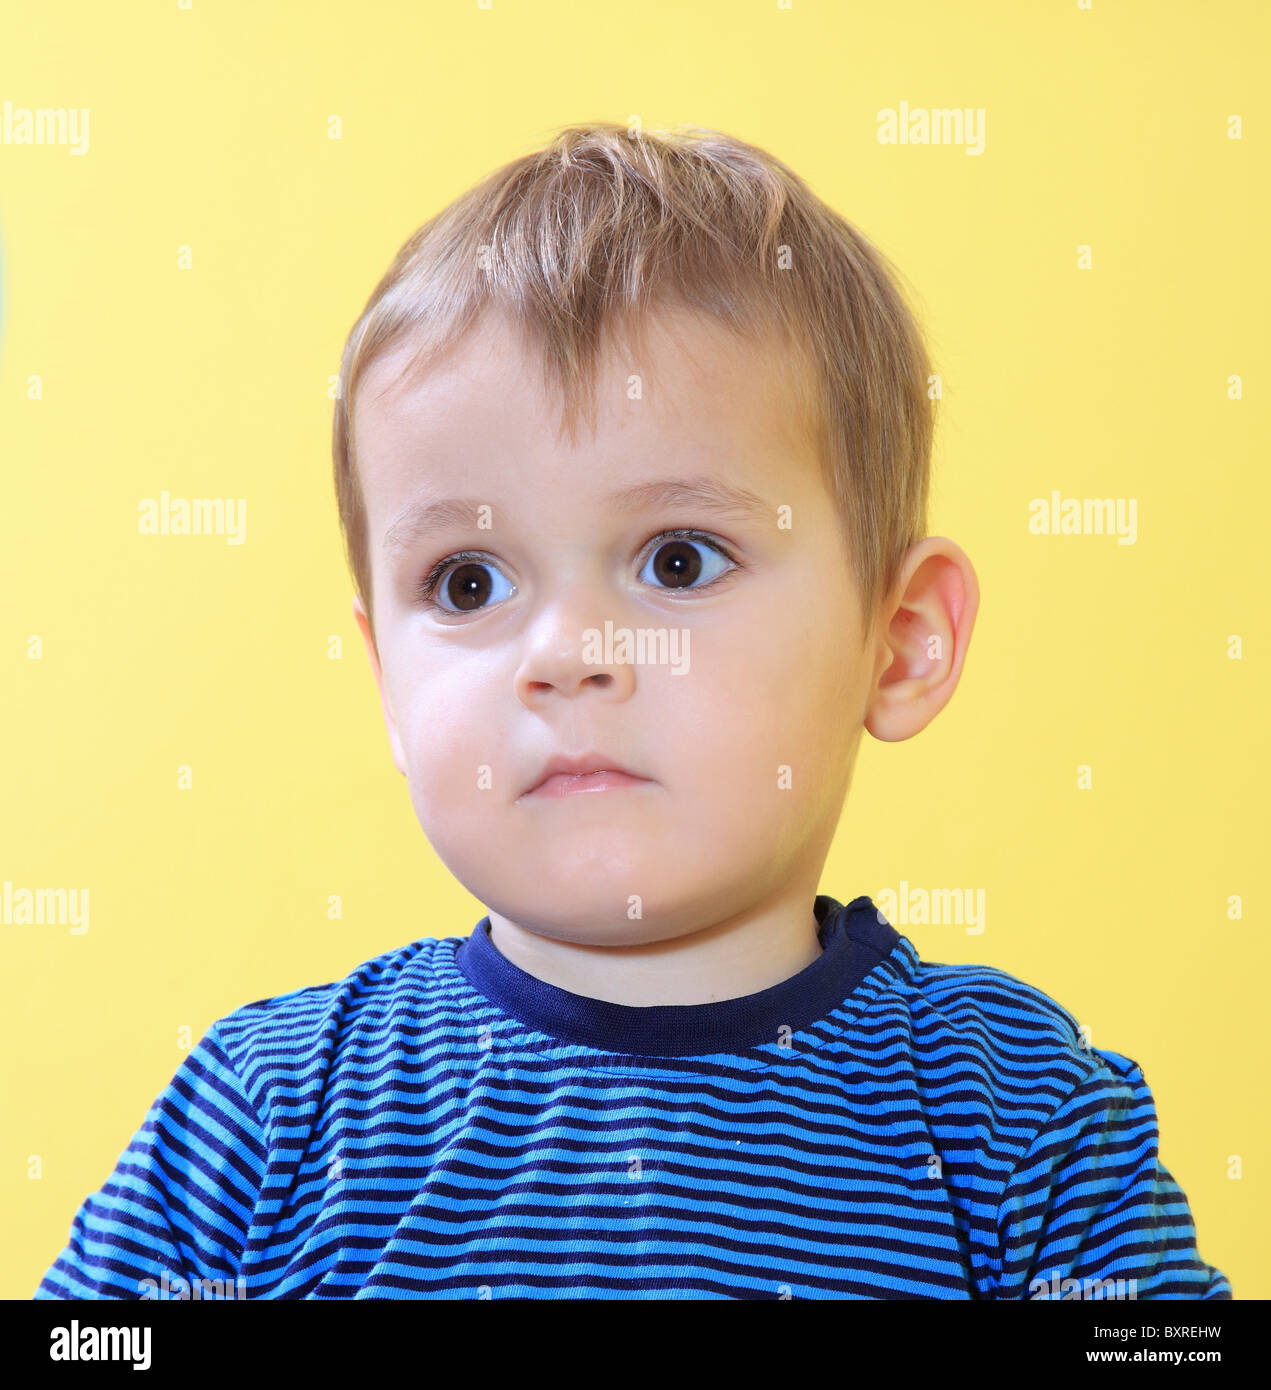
[352,595,407,775]
[863,537,980,743]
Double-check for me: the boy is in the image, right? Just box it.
[36,123,1229,1300]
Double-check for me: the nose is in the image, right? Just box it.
[513,598,637,705]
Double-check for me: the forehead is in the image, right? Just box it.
[351,306,819,531]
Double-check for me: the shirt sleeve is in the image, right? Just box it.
[992,1048,1232,1300]
[33,1021,268,1300]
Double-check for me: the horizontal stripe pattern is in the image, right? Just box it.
[35,896,1231,1300]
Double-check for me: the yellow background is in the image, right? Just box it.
[1,0,1265,1299]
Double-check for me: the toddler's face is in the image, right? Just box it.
[353,306,879,945]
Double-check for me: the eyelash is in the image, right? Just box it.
[415,528,745,613]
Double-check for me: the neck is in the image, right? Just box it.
[484,881,824,1007]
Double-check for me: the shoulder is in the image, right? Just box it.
[856,912,1146,1134]
[908,951,1094,1060]
[207,931,463,1097]
[847,901,1095,1068]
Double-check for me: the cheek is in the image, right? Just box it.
[694,626,854,800]
[392,674,489,804]
[641,651,788,810]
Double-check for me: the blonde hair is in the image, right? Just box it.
[333,122,935,641]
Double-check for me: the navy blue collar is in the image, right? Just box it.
[456,894,900,1056]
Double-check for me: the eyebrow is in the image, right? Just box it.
[382,474,773,559]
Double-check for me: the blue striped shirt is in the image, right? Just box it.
[34,894,1231,1300]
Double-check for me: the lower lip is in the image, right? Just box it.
[526,770,650,798]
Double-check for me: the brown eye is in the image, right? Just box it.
[648,540,702,588]
[637,532,734,591]
[419,555,514,614]
[444,563,494,611]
